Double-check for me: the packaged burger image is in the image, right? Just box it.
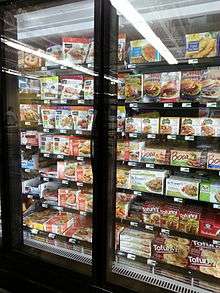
[152,235,190,268]
[200,179,220,203]
[160,117,180,135]
[75,162,93,184]
[125,117,142,133]
[170,149,206,169]
[118,33,126,63]
[75,107,94,131]
[83,76,94,100]
[45,45,62,67]
[41,106,56,129]
[199,211,220,238]
[118,73,129,100]
[179,206,202,235]
[44,212,74,234]
[62,37,90,64]
[39,135,54,154]
[125,75,142,102]
[57,161,78,181]
[165,176,200,200]
[159,72,181,103]
[141,117,159,134]
[180,70,204,101]
[201,117,220,137]
[40,76,59,100]
[58,188,79,209]
[77,189,93,212]
[20,104,40,124]
[140,146,170,165]
[160,203,180,230]
[130,169,169,195]
[142,199,162,226]
[129,39,160,64]
[117,106,126,132]
[180,117,202,136]
[20,131,39,146]
[116,167,130,189]
[143,73,161,103]
[201,67,220,102]
[18,51,42,69]
[55,107,74,130]
[207,151,220,170]
[60,75,83,100]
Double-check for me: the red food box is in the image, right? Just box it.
[58,188,79,209]
[75,163,93,183]
[69,137,90,157]
[57,161,78,181]
[199,211,220,238]
[77,189,93,212]
[179,205,202,235]
[44,212,74,234]
[160,203,180,230]
[142,199,162,226]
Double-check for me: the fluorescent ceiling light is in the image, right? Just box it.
[110,0,178,64]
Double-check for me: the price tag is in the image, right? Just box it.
[164,103,173,108]
[31,229,38,235]
[26,145,32,149]
[41,66,47,71]
[127,64,136,69]
[130,222,138,227]
[44,100,50,104]
[62,180,68,185]
[147,259,156,266]
[69,238,77,244]
[219,171,220,176]
[145,225,154,231]
[43,129,50,133]
[43,177,49,182]
[207,102,217,108]
[24,169,31,173]
[80,211,87,216]
[76,130,83,135]
[117,251,126,256]
[27,195,33,199]
[36,94,41,98]
[167,134,176,140]
[180,167,190,172]
[48,233,56,239]
[145,163,154,169]
[43,153,50,158]
[77,156,84,161]
[133,191,142,196]
[174,197,183,203]
[78,99,85,104]
[213,204,220,209]
[185,136,194,141]
[129,103,138,108]
[161,228,170,235]
[129,133,138,138]
[87,64,93,68]
[128,161,137,167]
[127,253,136,260]
[213,240,220,245]
[57,154,64,159]
[77,182,83,187]
[25,121,31,126]
[60,65,67,69]
[61,100,67,104]
[182,103,192,108]
[147,134,156,139]
[121,131,125,137]
[188,59,198,64]
[55,206,63,211]
[42,203,48,208]
[60,129,67,134]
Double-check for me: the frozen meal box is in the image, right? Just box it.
[53,135,71,155]
[125,117,142,133]
[207,152,220,170]
[117,106,126,132]
[142,199,161,226]
[77,189,93,212]
[128,141,143,162]
[165,176,200,200]
[23,209,57,231]
[75,107,93,131]
[39,135,53,153]
[19,77,40,95]
[118,73,129,100]
[21,151,39,170]
[160,117,180,135]
[44,212,74,234]
[75,163,93,184]
[199,212,220,238]
[160,203,180,230]
[180,117,201,136]
[125,75,142,102]
[40,76,59,100]
[62,37,90,64]
[57,161,78,181]
[201,117,220,137]
[86,40,94,64]
[130,169,169,194]
[70,138,90,157]
[45,44,62,67]
[118,33,126,63]
[83,76,94,100]
[55,107,74,130]
[18,51,42,69]
[116,192,134,219]
[143,73,161,103]
[129,39,160,64]
[200,179,220,203]
[170,149,206,169]
[20,104,39,123]
[179,206,202,235]
[60,75,83,100]
[180,70,204,101]
[142,117,159,134]
[117,141,130,161]
[201,67,220,101]
[159,72,181,103]
[21,131,39,146]
[140,146,170,165]
[116,167,130,189]
[58,188,79,209]
[41,106,56,129]
[185,32,219,59]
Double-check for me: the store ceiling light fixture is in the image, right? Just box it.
[110,0,178,65]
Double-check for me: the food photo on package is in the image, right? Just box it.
[201,117,220,137]
[199,211,220,238]
[39,134,53,154]
[129,39,160,64]
[117,106,126,132]
[45,45,63,67]
[57,161,78,181]
[170,149,207,169]
[55,107,74,130]
[143,73,161,103]
[62,37,90,64]
[160,72,181,103]
[75,107,93,131]
[19,77,40,95]
[160,203,180,230]
[200,179,220,203]
[86,40,94,64]
[140,146,170,165]
[180,70,204,101]
[60,75,83,100]
[20,131,39,146]
[141,117,159,134]
[18,51,42,69]
[41,106,56,129]
[53,135,71,155]
[83,76,94,100]
[207,151,220,170]
[40,76,59,100]
[180,117,202,136]
[58,188,79,209]
[125,117,142,133]
[116,167,130,189]
[75,162,93,184]
[118,73,129,100]
[142,199,161,226]
[179,206,202,235]
[125,75,142,102]
[160,117,180,135]
[201,67,220,102]
[77,189,93,212]
[20,104,40,123]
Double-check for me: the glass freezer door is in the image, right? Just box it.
[1,0,95,273]
[108,0,220,292]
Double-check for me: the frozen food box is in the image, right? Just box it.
[44,212,74,234]
[160,117,180,135]
[180,70,204,101]
[55,107,74,130]
[45,45,63,67]
[86,40,94,64]
[142,117,159,134]
[117,106,126,132]
[22,176,41,196]
[40,76,59,100]
[159,72,181,103]
[115,224,124,250]
[118,33,126,63]
[207,152,220,170]
[125,117,142,133]
[160,203,180,230]
[40,181,60,202]
[75,107,94,131]
[116,167,130,189]
[58,188,79,209]
[116,192,134,219]
[152,235,190,268]
[21,131,39,146]
[201,67,220,102]
[21,151,39,170]
[60,75,83,100]
[83,76,94,100]
[117,141,130,161]
[41,106,56,129]
[39,135,53,153]
[53,135,71,155]
[200,179,220,203]
[129,39,160,64]
[57,161,78,181]
[130,169,169,194]
[128,141,143,162]
[75,163,93,184]
[118,73,129,100]
[201,117,220,137]
[20,104,40,123]
[165,176,200,200]
[18,51,42,69]
[142,199,161,226]
[77,189,93,212]
[23,209,57,230]
[185,32,219,59]
[125,75,142,102]
[70,138,90,157]
[140,146,170,165]
[40,165,57,178]
[170,149,206,169]
[179,206,202,235]
[180,117,201,136]
[19,77,40,95]
[62,37,90,64]
[199,212,220,238]
[143,73,161,103]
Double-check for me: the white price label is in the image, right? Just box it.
[57,154,64,159]
[25,121,31,126]
[41,66,47,71]
[145,225,154,231]
[182,103,192,108]
[60,129,67,134]
[24,169,31,173]
[129,103,138,108]
[188,59,198,64]
[60,65,67,69]
[69,238,77,244]
[127,64,136,69]
[48,233,56,239]
[147,134,156,139]
[44,100,50,104]
[128,161,137,167]
[117,251,125,256]
[43,177,49,182]
[127,253,136,260]
[167,134,176,140]
[61,100,67,104]
[27,195,33,199]
[62,180,68,185]
[76,130,83,135]
[180,167,190,172]
[42,203,48,208]
[25,145,32,149]
[43,129,50,133]
[213,204,220,209]
[161,228,170,235]
[174,197,183,203]
[77,156,84,161]
[78,99,85,104]
[133,191,142,196]
[80,211,87,216]
[77,182,83,187]
[31,229,38,235]
[213,240,220,245]
[43,153,50,158]
[129,133,138,138]
[207,102,217,108]
[145,163,154,169]
[164,103,173,108]
[147,259,156,266]
[55,206,63,211]
[130,222,138,227]
[185,135,194,141]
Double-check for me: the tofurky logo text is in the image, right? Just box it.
[188,256,215,267]
[153,244,178,254]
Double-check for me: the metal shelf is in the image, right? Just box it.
[40,152,91,162]
[40,175,93,189]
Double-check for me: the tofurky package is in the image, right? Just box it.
[179,206,202,235]
[118,33,126,63]
[165,176,200,200]
[142,117,159,134]
[130,169,169,194]
[207,152,220,170]
[55,107,74,130]
[140,146,170,165]
[39,135,53,153]
[125,117,142,133]
[20,104,40,123]
[20,131,39,146]
[185,32,220,59]
[117,106,126,132]
[201,117,220,137]
[116,167,130,189]
[160,117,180,135]
[180,117,201,136]
[125,75,142,102]
[83,76,94,100]
[129,39,160,64]
[143,73,161,103]
[199,211,220,238]
[180,70,204,101]
[18,51,42,69]
[62,37,90,64]
[170,149,206,169]
[63,215,92,242]
[45,45,63,67]
[58,188,79,209]
[57,161,78,181]
[120,228,153,258]
[201,67,220,102]
[23,209,57,230]
[60,75,83,100]
[142,199,161,226]
[40,76,59,100]
[118,73,129,100]
[200,179,220,203]
[160,203,180,230]
[152,235,190,268]
[159,72,181,103]
[74,107,94,131]
[41,106,56,129]
[44,212,74,234]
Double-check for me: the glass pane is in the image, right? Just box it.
[2,0,95,271]
[109,1,220,292]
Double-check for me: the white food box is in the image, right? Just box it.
[160,117,180,135]
[141,117,159,134]
[180,117,201,136]
[200,117,220,137]
[125,117,142,133]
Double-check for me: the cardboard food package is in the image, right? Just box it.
[118,33,127,64]
[57,161,78,181]
[77,189,93,212]
[160,117,180,135]
[143,73,161,103]
[23,209,57,230]
[45,45,63,67]
[200,179,220,203]
[20,131,39,146]
[207,152,220,170]
[159,72,181,103]
[18,51,42,69]
[160,203,180,230]
[180,117,202,136]
[40,76,59,100]
[141,117,159,134]
[75,162,93,184]
[199,211,220,238]
[62,37,90,64]
[140,146,170,165]
[60,75,83,101]
[180,70,204,101]
[83,76,94,100]
[44,212,75,234]
[201,117,220,137]
[170,149,207,169]
[118,73,129,100]
[55,107,74,130]
[125,75,142,102]
[142,199,162,226]
[201,67,220,102]
[116,167,130,189]
[179,206,202,235]
[39,135,53,153]
[117,106,126,132]
[58,188,79,209]
[129,39,160,64]
[41,106,57,129]
[20,104,40,123]
[125,117,142,133]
